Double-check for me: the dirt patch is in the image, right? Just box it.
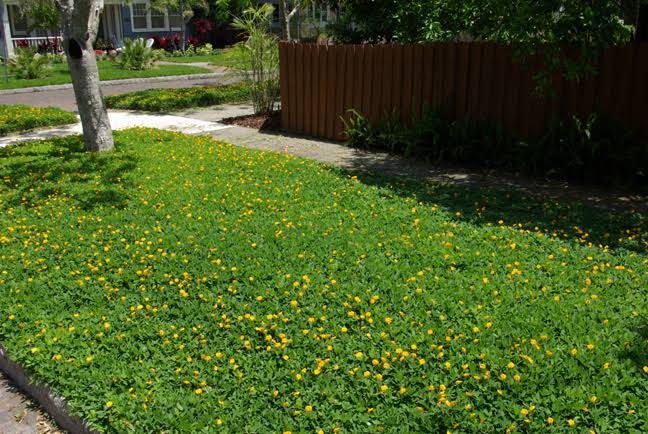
[221,111,282,132]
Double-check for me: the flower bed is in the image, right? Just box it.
[0,129,646,433]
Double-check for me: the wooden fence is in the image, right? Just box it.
[279,42,648,142]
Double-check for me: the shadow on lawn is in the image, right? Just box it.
[0,135,137,210]
[349,168,647,255]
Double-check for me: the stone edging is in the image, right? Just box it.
[0,345,98,434]
[0,72,228,95]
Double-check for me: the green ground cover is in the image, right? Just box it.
[0,105,77,136]
[164,48,244,68]
[0,61,210,90]
[104,84,251,112]
[0,129,646,433]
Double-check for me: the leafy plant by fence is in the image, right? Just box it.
[279,42,648,143]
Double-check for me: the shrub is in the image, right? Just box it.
[114,38,161,70]
[9,47,52,79]
[342,109,647,186]
[232,4,280,114]
[194,43,214,56]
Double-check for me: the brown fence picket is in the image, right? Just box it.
[302,44,313,136]
[279,43,290,131]
[279,42,648,142]
[326,46,338,139]
[294,44,305,133]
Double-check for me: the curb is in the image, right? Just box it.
[0,72,229,95]
[0,345,98,434]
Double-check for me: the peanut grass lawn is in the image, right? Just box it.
[104,83,251,112]
[0,129,646,433]
[0,104,77,136]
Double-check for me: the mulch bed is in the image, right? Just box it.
[221,111,282,132]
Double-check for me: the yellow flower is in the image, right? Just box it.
[380,385,388,393]
[399,387,407,394]
[194,388,203,395]
[305,405,313,412]
[105,401,113,408]
[355,351,364,359]
[520,408,528,415]
[547,417,554,424]
[507,362,515,369]
[568,419,575,427]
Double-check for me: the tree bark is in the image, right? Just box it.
[278,0,288,40]
[57,0,114,152]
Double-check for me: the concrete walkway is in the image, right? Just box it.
[0,373,61,434]
[0,111,231,148]
[205,124,647,212]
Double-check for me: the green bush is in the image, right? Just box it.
[114,38,161,70]
[232,4,280,114]
[342,109,648,186]
[194,43,214,56]
[9,47,52,79]
[104,84,251,112]
[0,104,77,136]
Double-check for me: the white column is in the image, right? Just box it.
[0,1,12,58]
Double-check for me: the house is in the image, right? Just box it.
[0,0,337,59]
[0,0,185,57]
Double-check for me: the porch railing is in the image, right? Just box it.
[11,36,63,52]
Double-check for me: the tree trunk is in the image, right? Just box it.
[278,0,288,40]
[180,0,186,51]
[58,0,114,152]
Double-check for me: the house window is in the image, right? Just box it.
[130,1,173,32]
[8,5,29,36]
[168,8,183,30]
[131,3,148,31]
[150,8,166,29]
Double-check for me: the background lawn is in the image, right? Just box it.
[163,48,244,68]
[0,104,77,136]
[0,61,211,90]
[104,84,251,112]
[0,129,646,433]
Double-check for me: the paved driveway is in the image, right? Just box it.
[0,75,239,112]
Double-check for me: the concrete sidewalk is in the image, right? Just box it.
[0,111,232,148]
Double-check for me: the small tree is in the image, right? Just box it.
[278,0,313,41]
[232,3,279,114]
[57,0,114,152]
